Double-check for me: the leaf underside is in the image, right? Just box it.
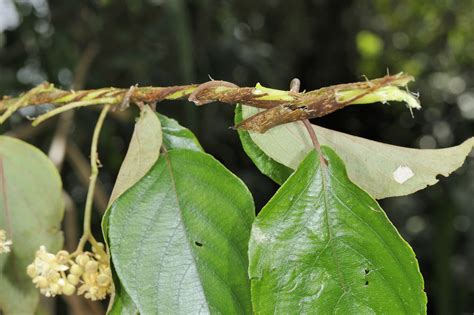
[249,147,426,314]
[240,105,473,199]
[108,105,163,206]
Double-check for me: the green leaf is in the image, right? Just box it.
[235,105,293,185]
[108,105,162,206]
[106,268,140,315]
[106,105,161,314]
[107,149,254,314]
[241,105,474,199]
[158,113,203,152]
[102,206,139,315]
[249,147,426,314]
[0,136,64,315]
[104,112,203,314]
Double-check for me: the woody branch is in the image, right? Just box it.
[0,73,419,133]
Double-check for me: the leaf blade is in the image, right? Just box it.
[108,105,162,206]
[249,147,426,314]
[158,113,203,152]
[0,136,64,315]
[242,105,473,199]
[235,105,293,185]
[104,112,203,314]
[108,149,254,314]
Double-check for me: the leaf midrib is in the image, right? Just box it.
[164,150,246,313]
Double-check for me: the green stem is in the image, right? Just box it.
[73,105,110,256]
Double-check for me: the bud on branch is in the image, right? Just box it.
[0,73,419,132]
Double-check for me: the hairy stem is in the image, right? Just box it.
[0,73,419,132]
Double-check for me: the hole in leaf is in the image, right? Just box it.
[365,280,369,286]
[194,241,203,247]
[364,268,370,275]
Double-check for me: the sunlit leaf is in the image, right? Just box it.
[0,136,64,315]
[249,147,426,313]
[241,105,474,199]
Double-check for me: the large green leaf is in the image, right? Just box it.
[104,112,204,314]
[103,204,139,315]
[108,105,162,206]
[241,105,474,199]
[105,105,162,315]
[0,136,64,315]
[107,149,254,314]
[249,147,426,314]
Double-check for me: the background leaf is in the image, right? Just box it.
[0,136,64,315]
[242,105,474,199]
[107,149,254,314]
[108,105,162,206]
[249,147,426,314]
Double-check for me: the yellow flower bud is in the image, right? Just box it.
[49,283,60,295]
[85,260,99,273]
[35,276,48,289]
[56,250,70,264]
[62,283,76,296]
[67,274,80,285]
[76,254,90,266]
[70,264,83,276]
[96,274,111,287]
[26,264,37,278]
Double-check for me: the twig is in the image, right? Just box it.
[32,98,116,126]
[188,80,239,105]
[73,105,110,260]
[302,119,327,166]
[0,73,419,133]
[290,78,327,166]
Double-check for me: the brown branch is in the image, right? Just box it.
[0,73,419,132]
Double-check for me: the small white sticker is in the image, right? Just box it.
[393,166,415,184]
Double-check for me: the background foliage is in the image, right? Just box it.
[0,0,473,314]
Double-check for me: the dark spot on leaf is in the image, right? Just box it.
[364,268,370,275]
[194,241,203,247]
[365,280,369,286]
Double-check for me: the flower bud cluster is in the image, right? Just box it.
[0,229,12,254]
[26,243,113,300]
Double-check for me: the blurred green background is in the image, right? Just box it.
[0,0,473,314]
